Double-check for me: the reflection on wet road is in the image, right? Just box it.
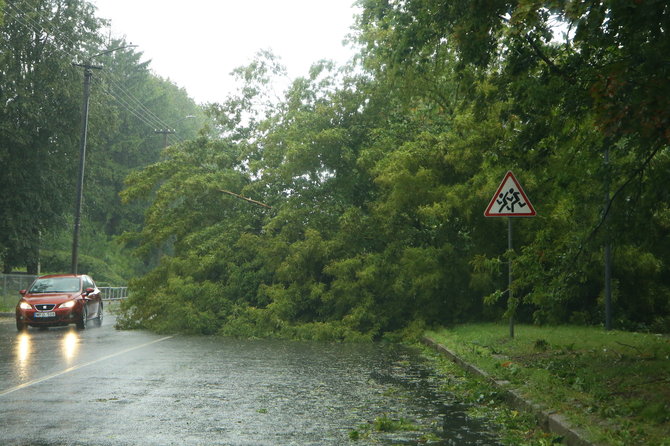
[0,314,500,445]
[8,327,85,386]
[14,331,32,385]
[13,329,81,376]
[61,330,79,363]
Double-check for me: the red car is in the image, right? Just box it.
[15,274,103,331]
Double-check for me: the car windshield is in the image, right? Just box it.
[29,277,81,293]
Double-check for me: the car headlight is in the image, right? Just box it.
[59,300,76,309]
[19,302,32,310]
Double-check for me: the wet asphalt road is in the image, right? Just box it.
[0,313,500,446]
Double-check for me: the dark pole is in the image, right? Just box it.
[154,128,176,148]
[508,217,514,338]
[70,45,135,274]
[71,64,98,274]
[604,145,612,330]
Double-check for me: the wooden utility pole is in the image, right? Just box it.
[71,61,101,274]
[70,45,136,274]
[154,128,176,148]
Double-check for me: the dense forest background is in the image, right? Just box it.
[0,0,206,283]
[1,0,669,338]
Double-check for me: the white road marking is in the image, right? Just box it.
[0,336,174,397]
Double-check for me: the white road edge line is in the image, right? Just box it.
[0,335,174,397]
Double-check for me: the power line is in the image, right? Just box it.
[95,78,187,146]
[92,76,176,135]
[4,2,82,56]
[3,0,180,135]
[94,58,172,128]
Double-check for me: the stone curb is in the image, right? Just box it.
[422,336,597,446]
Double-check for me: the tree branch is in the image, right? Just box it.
[591,144,663,239]
[220,189,272,209]
[523,34,565,78]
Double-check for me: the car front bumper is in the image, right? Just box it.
[16,308,82,326]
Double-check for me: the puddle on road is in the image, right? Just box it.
[363,345,501,445]
[171,338,503,446]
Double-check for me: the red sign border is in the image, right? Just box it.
[484,171,536,217]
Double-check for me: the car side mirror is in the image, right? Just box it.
[85,287,95,295]
[19,289,26,296]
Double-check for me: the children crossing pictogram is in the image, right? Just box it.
[484,171,536,217]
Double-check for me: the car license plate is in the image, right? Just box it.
[34,312,56,318]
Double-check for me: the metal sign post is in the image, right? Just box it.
[485,171,536,338]
[508,217,514,338]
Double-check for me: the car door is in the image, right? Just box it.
[83,276,100,319]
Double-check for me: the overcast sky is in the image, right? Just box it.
[91,0,361,104]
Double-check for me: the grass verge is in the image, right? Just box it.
[416,343,564,445]
[425,324,670,446]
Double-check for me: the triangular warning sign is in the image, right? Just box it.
[484,171,536,217]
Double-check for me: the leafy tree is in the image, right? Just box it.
[83,40,204,238]
[355,0,670,327]
[119,1,670,336]
[0,0,103,273]
[0,2,206,281]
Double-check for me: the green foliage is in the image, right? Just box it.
[0,0,103,272]
[428,324,670,445]
[217,306,372,342]
[85,40,205,238]
[0,1,205,278]
[41,250,124,286]
[38,215,143,284]
[372,415,419,432]
[114,1,670,338]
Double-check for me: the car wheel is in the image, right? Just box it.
[92,304,103,328]
[16,320,27,332]
[76,306,88,330]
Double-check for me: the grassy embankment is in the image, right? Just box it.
[0,298,16,312]
[425,324,670,446]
